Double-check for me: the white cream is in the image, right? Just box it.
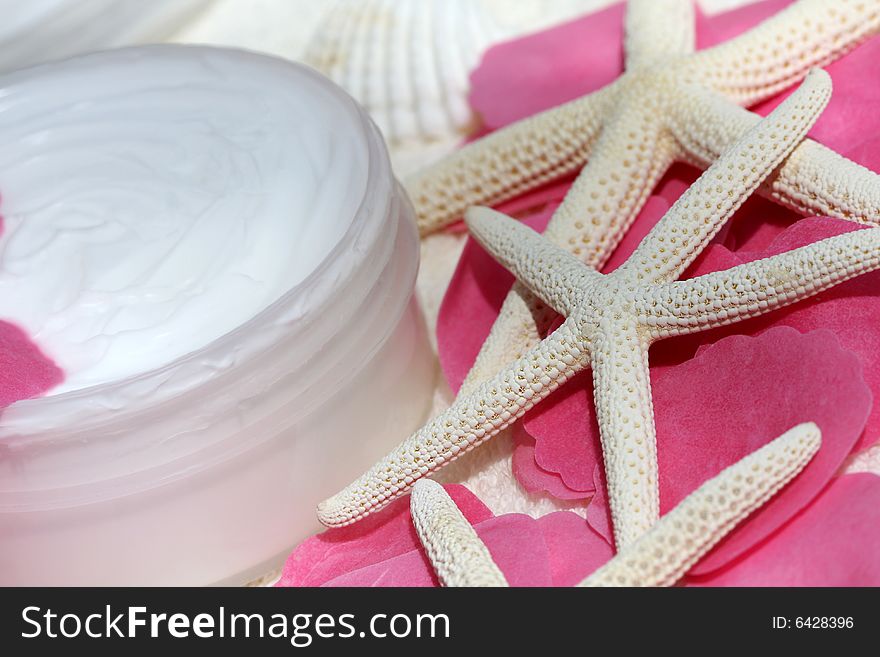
[0,45,369,395]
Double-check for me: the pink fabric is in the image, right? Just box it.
[277,484,613,587]
[689,474,880,586]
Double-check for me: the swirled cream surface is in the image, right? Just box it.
[0,46,368,396]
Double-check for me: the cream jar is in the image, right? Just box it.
[0,45,435,585]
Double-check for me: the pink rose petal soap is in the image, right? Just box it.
[0,45,434,585]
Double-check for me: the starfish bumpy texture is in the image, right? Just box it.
[410,477,508,587]
[409,423,820,587]
[414,0,880,404]
[317,70,880,548]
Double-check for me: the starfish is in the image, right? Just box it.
[317,71,880,547]
[409,0,880,402]
[410,422,820,587]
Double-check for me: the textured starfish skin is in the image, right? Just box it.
[578,422,820,586]
[410,479,509,587]
[410,0,880,405]
[407,423,819,587]
[316,71,880,543]
[409,0,880,236]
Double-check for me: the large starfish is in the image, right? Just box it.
[411,0,880,403]
[410,423,820,587]
[317,72,880,547]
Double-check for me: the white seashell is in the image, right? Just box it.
[304,0,508,147]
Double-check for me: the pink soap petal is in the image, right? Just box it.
[277,484,492,587]
[713,194,801,253]
[339,510,615,588]
[681,217,880,451]
[666,328,869,573]
[469,0,792,132]
[538,511,614,586]
[688,474,880,586]
[322,513,553,587]
[280,474,609,587]
[472,514,554,587]
[586,327,870,572]
[512,422,591,499]
[742,215,865,257]
[469,2,626,130]
[586,466,614,545]
[436,231,513,394]
[322,548,438,587]
[525,370,600,493]
[0,320,64,409]
[751,35,880,173]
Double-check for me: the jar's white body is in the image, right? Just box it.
[0,46,435,585]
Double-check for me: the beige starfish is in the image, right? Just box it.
[317,72,880,548]
[410,476,508,587]
[410,0,880,405]
[409,422,820,587]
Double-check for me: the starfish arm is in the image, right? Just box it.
[457,108,676,392]
[673,85,880,226]
[691,0,880,106]
[458,286,557,396]
[405,84,616,237]
[618,69,831,285]
[624,0,695,70]
[317,319,588,527]
[580,422,821,587]
[465,206,599,316]
[541,105,675,267]
[765,139,880,225]
[642,227,880,339]
[410,479,509,587]
[591,324,660,548]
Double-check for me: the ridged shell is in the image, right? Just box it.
[304,0,507,146]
